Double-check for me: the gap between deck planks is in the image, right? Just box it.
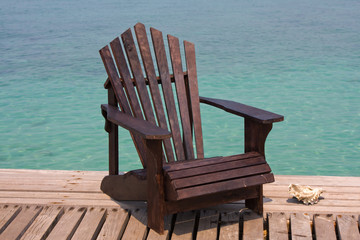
[0,169,359,239]
[1,205,359,239]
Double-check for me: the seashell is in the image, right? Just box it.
[289,184,324,205]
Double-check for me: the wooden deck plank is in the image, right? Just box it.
[265,204,360,215]
[196,210,219,240]
[0,205,21,234]
[290,213,312,240]
[171,211,197,240]
[96,208,129,240]
[46,207,86,240]
[20,206,64,240]
[0,197,118,207]
[0,191,111,201]
[219,211,239,240]
[0,170,360,239]
[242,211,263,240]
[71,207,107,240]
[267,212,288,240]
[146,215,172,240]
[121,209,147,240]
[336,215,360,240]
[0,205,42,240]
[265,184,360,194]
[313,214,337,240]
[264,188,360,199]
[268,196,360,207]
[272,175,360,187]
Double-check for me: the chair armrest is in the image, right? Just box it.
[101,104,172,140]
[200,96,284,124]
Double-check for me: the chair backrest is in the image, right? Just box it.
[99,23,204,167]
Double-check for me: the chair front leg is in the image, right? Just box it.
[245,185,263,214]
[145,139,165,234]
[244,118,272,155]
[244,119,272,214]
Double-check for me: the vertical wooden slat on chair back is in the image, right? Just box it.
[99,23,204,168]
[99,45,147,167]
[134,23,175,162]
[184,41,204,158]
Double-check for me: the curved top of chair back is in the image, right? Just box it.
[99,23,204,167]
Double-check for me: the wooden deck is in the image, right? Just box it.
[0,169,359,239]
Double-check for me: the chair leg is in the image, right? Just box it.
[245,185,263,214]
[145,139,165,234]
[147,202,165,234]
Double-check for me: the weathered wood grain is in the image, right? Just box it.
[0,205,21,234]
[168,34,194,160]
[171,164,271,189]
[103,104,171,139]
[106,86,118,175]
[46,207,86,240]
[121,29,157,125]
[336,215,360,240]
[96,208,129,240]
[151,27,185,161]
[200,96,284,124]
[196,210,219,240]
[121,209,148,240]
[166,155,265,179]
[176,173,274,200]
[146,215,173,240]
[290,213,312,240]
[0,205,42,240]
[267,212,288,240]
[100,44,147,167]
[71,207,107,240]
[146,139,165,233]
[242,211,263,240]
[164,152,259,172]
[219,211,239,240]
[20,206,64,240]
[184,40,204,158]
[134,22,175,163]
[171,211,197,240]
[313,214,337,240]
[110,37,143,120]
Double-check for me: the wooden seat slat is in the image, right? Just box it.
[151,27,186,161]
[175,173,274,200]
[168,34,195,160]
[166,156,266,180]
[172,164,271,189]
[134,23,175,162]
[163,152,260,172]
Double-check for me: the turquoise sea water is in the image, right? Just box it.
[1,0,359,176]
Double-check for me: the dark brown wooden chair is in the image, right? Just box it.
[99,23,284,234]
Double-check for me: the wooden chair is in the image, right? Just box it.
[99,23,284,233]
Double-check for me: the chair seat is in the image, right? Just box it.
[163,152,274,201]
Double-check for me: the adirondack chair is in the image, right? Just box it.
[99,23,284,233]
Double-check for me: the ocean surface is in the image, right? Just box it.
[1,0,359,176]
